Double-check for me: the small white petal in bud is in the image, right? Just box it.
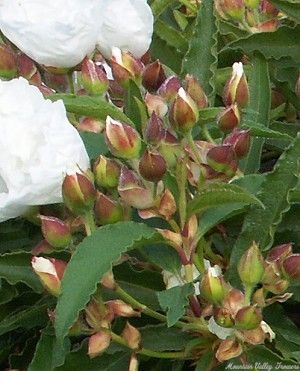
[178,87,189,102]
[208,317,234,340]
[111,47,123,65]
[31,257,57,276]
[232,62,244,78]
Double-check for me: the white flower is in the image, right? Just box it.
[96,0,154,58]
[260,321,276,341]
[162,264,201,295]
[0,77,90,222]
[0,0,102,68]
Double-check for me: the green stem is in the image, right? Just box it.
[202,125,216,144]
[67,71,75,94]
[176,156,187,229]
[83,209,97,236]
[244,284,254,305]
[179,0,198,14]
[187,131,202,165]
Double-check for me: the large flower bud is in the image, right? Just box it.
[122,322,141,350]
[185,74,208,109]
[81,57,109,95]
[234,305,262,330]
[218,104,240,133]
[0,44,17,79]
[40,215,71,248]
[206,145,238,177]
[282,254,300,280]
[139,149,167,182]
[93,155,121,189]
[223,62,249,108]
[266,243,293,264]
[237,242,264,286]
[143,112,165,145]
[142,60,166,92]
[223,128,250,158]
[145,93,168,118]
[88,332,111,358]
[200,268,228,305]
[169,87,199,134]
[94,192,124,225]
[158,75,181,102]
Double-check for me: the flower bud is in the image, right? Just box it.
[252,19,278,33]
[223,62,249,108]
[31,239,54,255]
[266,243,293,264]
[215,338,243,362]
[94,192,124,225]
[260,0,279,17]
[264,279,289,295]
[238,326,265,345]
[214,307,235,328]
[93,155,121,189]
[200,268,228,304]
[237,242,264,286]
[17,53,41,85]
[122,322,141,350]
[145,93,168,118]
[143,112,165,144]
[0,44,17,79]
[215,0,245,21]
[62,172,97,215]
[206,145,238,177]
[244,0,259,8]
[105,116,141,159]
[88,331,111,358]
[111,47,143,87]
[169,87,199,134]
[223,128,250,158]
[129,354,139,371]
[139,149,167,182]
[31,257,66,296]
[235,305,262,330]
[218,103,240,132]
[81,57,109,95]
[158,188,177,220]
[158,75,181,102]
[106,300,140,318]
[185,74,208,109]
[101,271,116,290]
[282,254,300,280]
[118,167,157,209]
[158,130,182,168]
[40,215,71,248]
[77,117,105,134]
[142,60,166,92]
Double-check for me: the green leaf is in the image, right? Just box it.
[228,133,300,282]
[154,19,188,53]
[141,244,181,272]
[195,351,214,371]
[187,182,264,218]
[269,0,300,23]
[55,222,161,345]
[49,94,134,125]
[181,0,218,102]
[0,252,42,292]
[0,280,18,305]
[157,283,194,327]
[240,53,271,174]
[80,132,108,160]
[151,0,174,19]
[243,123,292,140]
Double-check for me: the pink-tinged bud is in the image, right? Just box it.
[282,254,300,280]
[111,47,143,87]
[106,300,140,318]
[109,79,125,108]
[252,288,265,307]
[101,271,116,290]
[223,128,250,158]
[81,57,109,96]
[17,53,41,85]
[223,62,249,108]
[77,117,105,134]
[237,242,264,286]
[88,331,111,358]
[105,116,141,159]
[169,87,199,134]
[40,215,71,248]
[158,75,181,102]
[93,155,121,189]
[215,0,245,21]
[38,83,55,97]
[143,112,165,144]
[94,192,124,225]
[260,0,279,17]
[129,354,139,371]
[252,19,278,33]
[31,257,66,296]
[215,338,243,362]
[145,93,168,118]
[266,243,293,264]
[218,104,240,133]
[118,167,158,209]
[185,74,208,109]
[200,269,228,305]
[206,145,238,177]
[235,305,262,330]
[158,188,177,220]
[43,71,69,92]
[139,149,167,182]
[214,307,235,328]
[31,239,54,255]
[142,60,166,92]
[122,322,141,350]
[62,172,97,215]
[0,44,17,79]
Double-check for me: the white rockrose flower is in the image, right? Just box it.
[97,0,154,58]
[0,0,102,68]
[0,77,90,222]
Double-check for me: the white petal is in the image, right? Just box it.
[208,317,234,340]
[31,257,57,276]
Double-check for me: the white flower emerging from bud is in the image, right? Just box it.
[208,317,234,340]
[97,0,154,58]
[0,0,102,68]
[0,78,89,222]
[260,321,276,341]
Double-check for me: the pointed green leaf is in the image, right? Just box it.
[243,124,292,140]
[151,0,174,19]
[124,79,146,132]
[181,0,218,102]
[55,222,161,345]
[157,283,194,327]
[187,182,264,218]
[154,19,188,53]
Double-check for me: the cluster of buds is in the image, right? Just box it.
[215,0,279,33]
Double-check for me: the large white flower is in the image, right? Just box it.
[0,0,102,68]
[97,0,154,58]
[0,77,90,222]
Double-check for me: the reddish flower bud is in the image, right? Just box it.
[252,19,278,33]
[122,322,141,350]
[223,62,249,108]
[31,257,66,296]
[282,254,300,280]
[223,128,250,158]
[200,268,228,304]
[105,116,141,159]
[145,93,168,118]
[215,0,245,21]
[185,74,208,109]
[260,0,279,17]
[218,103,240,132]
[0,44,17,79]
[237,242,264,286]
[43,71,69,92]
[143,112,165,144]
[142,59,166,92]
[111,47,143,87]
[139,149,167,182]
[77,117,105,134]
[81,57,109,95]
[88,331,111,358]
[93,155,121,189]
[169,87,199,134]
[158,75,181,102]
[17,53,41,85]
[158,188,177,220]
[206,145,238,177]
[215,338,243,362]
[94,192,124,225]
[235,305,262,330]
[31,239,54,255]
[106,300,140,318]
[266,243,293,264]
[40,215,71,248]
[62,172,97,215]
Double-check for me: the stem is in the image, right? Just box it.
[244,284,254,305]
[83,209,97,236]
[67,71,75,94]
[179,0,198,13]
[202,125,216,144]
[193,239,206,274]
[187,131,202,165]
[176,157,187,229]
